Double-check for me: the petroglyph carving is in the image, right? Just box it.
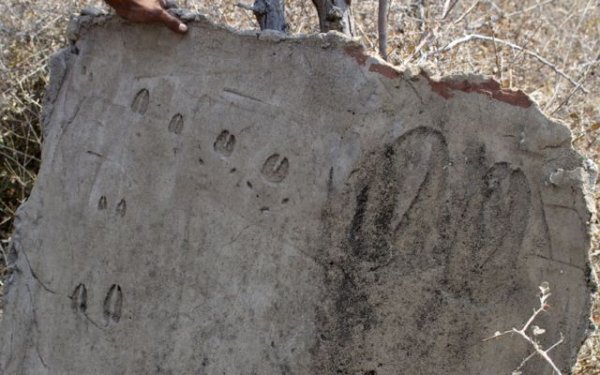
[168,114,184,134]
[98,196,107,210]
[213,130,236,157]
[131,89,149,115]
[71,284,88,314]
[116,199,127,217]
[103,284,123,325]
[261,154,289,183]
[0,15,593,375]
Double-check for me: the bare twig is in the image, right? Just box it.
[491,28,501,80]
[550,55,597,115]
[453,0,480,24]
[514,351,537,373]
[505,0,555,18]
[484,283,565,375]
[441,0,459,20]
[0,144,41,162]
[406,31,431,63]
[0,151,37,181]
[431,34,589,93]
[546,0,595,109]
[236,2,255,12]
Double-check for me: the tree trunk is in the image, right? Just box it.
[311,0,355,36]
[251,0,288,33]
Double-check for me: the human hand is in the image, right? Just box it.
[104,0,188,34]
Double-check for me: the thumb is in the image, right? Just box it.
[157,9,188,34]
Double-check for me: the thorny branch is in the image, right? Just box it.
[484,283,565,375]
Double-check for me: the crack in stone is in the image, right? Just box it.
[19,245,57,295]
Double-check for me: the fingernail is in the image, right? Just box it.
[179,23,188,33]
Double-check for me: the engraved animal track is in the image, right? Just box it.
[317,126,536,374]
[98,196,107,210]
[317,127,451,373]
[261,154,289,183]
[71,284,87,313]
[213,130,236,157]
[477,164,530,270]
[116,199,127,217]
[340,127,450,270]
[103,284,123,325]
[168,114,184,134]
[131,89,149,115]
[447,162,531,303]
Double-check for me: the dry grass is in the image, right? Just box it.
[1,0,598,372]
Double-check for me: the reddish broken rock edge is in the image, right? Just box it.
[423,74,533,108]
[343,45,532,109]
[368,63,401,79]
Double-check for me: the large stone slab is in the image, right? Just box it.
[0,14,596,375]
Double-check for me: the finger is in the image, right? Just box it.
[157,9,188,34]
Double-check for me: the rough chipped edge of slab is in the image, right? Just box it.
[50,10,600,244]
[48,12,554,124]
[49,12,600,245]
[46,12,599,183]
[46,12,545,113]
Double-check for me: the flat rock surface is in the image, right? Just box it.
[0,14,596,375]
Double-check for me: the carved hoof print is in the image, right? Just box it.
[131,89,149,115]
[103,284,123,326]
[261,154,289,183]
[168,114,184,135]
[71,283,88,314]
[213,130,236,157]
[98,196,107,210]
[116,199,127,217]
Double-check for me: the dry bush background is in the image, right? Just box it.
[0,0,598,372]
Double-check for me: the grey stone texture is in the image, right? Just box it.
[1,14,597,375]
